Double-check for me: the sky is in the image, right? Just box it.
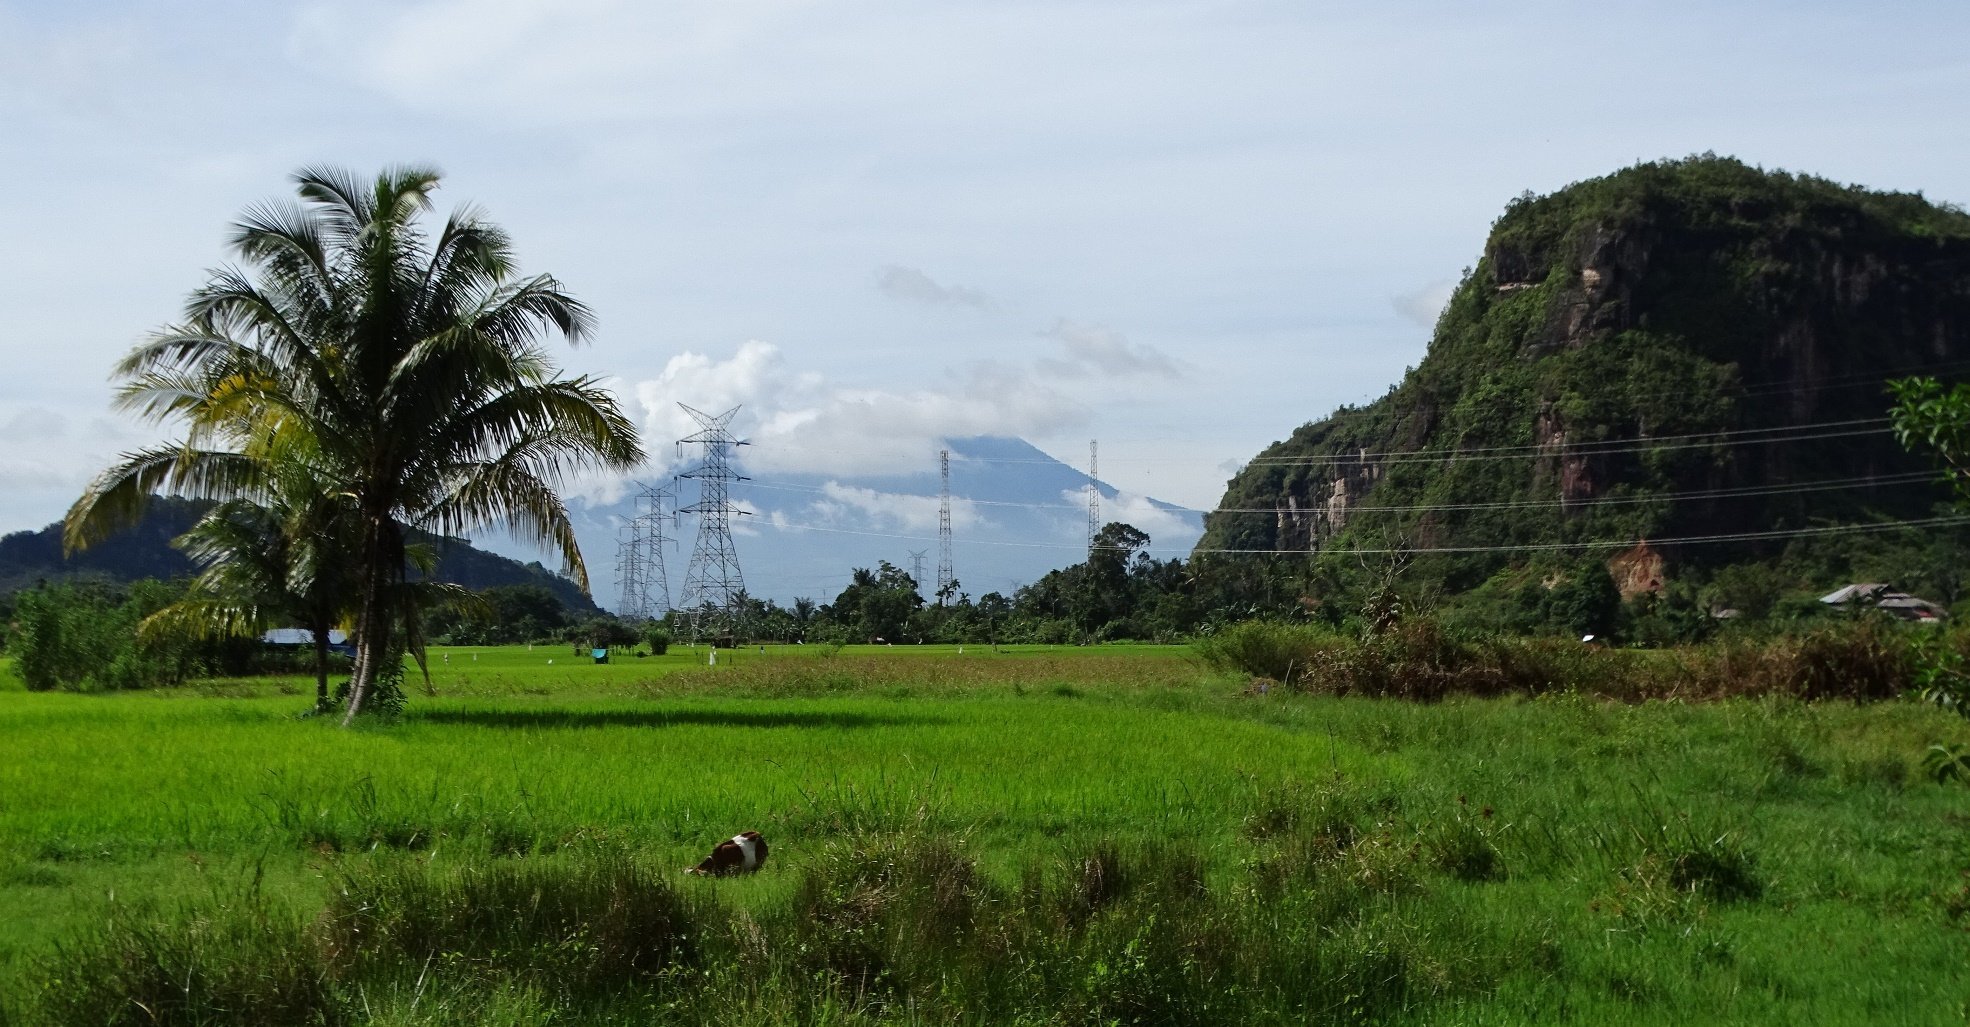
[5,0,1970,573]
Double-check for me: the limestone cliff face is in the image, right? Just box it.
[1200,157,1970,586]
[1269,455,1382,552]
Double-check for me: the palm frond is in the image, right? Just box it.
[425,378,644,477]
[64,447,267,554]
[420,460,589,591]
[111,328,258,381]
[138,596,270,645]
[229,203,335,299]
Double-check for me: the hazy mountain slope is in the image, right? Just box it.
[549,435,1204,609]
[0,500,600,613]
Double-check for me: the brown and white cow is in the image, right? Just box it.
[686,831,769,876]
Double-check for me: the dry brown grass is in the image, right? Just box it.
[639,651,1211,699]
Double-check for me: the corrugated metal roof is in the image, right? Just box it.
[260,628,348,645]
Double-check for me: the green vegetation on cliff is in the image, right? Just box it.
[1201,156,1970,614]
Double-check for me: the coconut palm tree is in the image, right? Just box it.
[67,165,643,722]
[144,470,355,709]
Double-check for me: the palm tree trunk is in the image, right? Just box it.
[312,623,331,712]
[341,514,388,726]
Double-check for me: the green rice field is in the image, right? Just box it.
[1,645,1967,1023]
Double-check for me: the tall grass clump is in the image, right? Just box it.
[1675,617,1914,701]
[777,831,1001,1010]
[319,847,716,996]
[1201,616,1922,702]
[1193,620,1335,685]
[23,827,1500,1025]
[1200,618,1609,699]
[30,899,333,1026]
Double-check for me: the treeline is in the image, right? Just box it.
[642,523,1881,648]
[7,518,1953,694]
[730,520,1957,648]
[4,580,325,691]
[701,523,1201,646]
[423,584,640,648]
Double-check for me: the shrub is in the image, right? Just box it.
[1924,743,1970,784]
[33,902,333,1026]
[783,832,994,996]
[1911,629,1970,718]
[319,848,711,992]
[9,580,243,692]
[1194,620,1336,685]
[1201,615,1921,703]
[1676,618,1914,701]
[30,824,1501,1024]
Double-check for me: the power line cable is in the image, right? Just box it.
[744,469,1942,517]
[1214,472,1940,515]
[1193,515,1970,556]
[754,511,1970,557]
[1244,417,1889,463]
[948,421,1891,467]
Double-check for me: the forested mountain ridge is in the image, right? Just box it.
[0,498,600,614]
[1200,156,1970,599]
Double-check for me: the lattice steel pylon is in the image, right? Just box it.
[936,449,956,602]
[1086,439,1100,558]
[676,404,750,642]
[614,536,644,619]
[614,482,675,621]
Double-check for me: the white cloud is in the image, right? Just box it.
[875,265,996,310]
[629,340,1087,479]
[0,459,79,493]
[1038,318,1179,379]
[301,0,854,129]
[808,482,982,533]
[3,408,70,443]
[0,9,143,122]
[10,0,1970,550]
[729,498,763,536]
[1063,488,1193,544]
[0,404,156,510]
[1392,280,1456,330]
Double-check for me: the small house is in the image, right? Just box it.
[261,628,357,656]
[1818,583,1947,622]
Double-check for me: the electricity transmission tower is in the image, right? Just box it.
[676,404,749,642]
[614,482,675,621]
[1086,439,1100,558]
[908,549,929,591]
[936,449,956,602]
